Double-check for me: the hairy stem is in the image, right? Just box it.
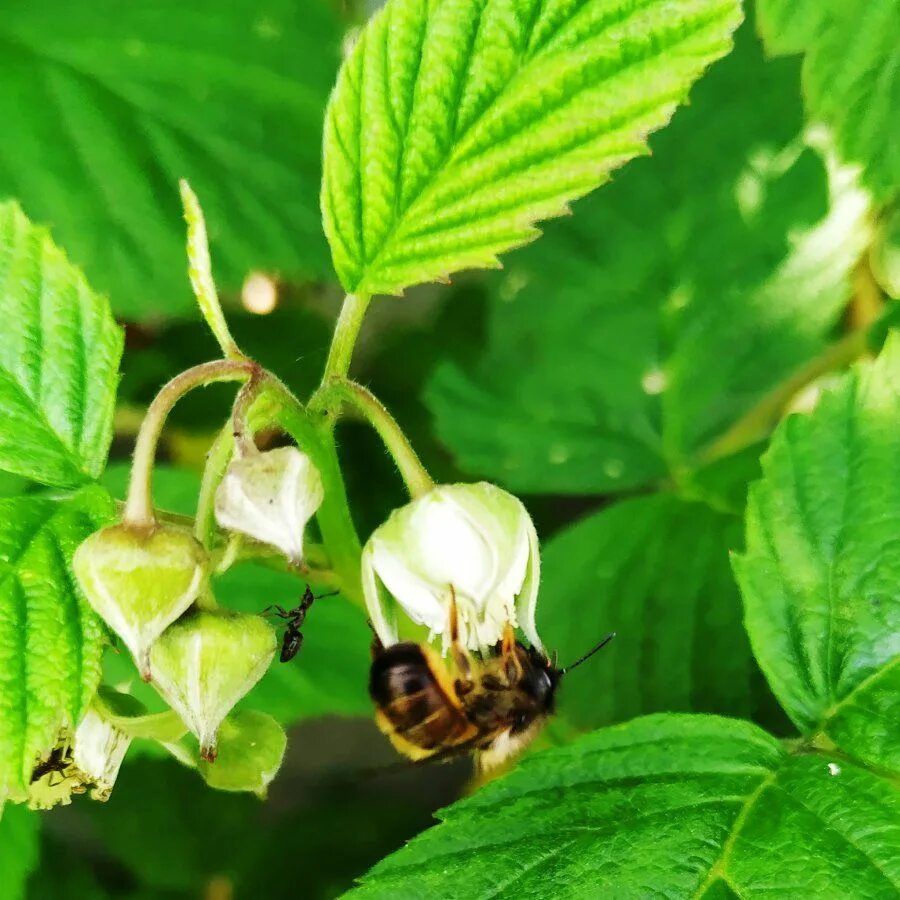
[124,359,256,526]
[320,378,435,497]
[314,294,371,408]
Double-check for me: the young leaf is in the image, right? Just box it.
[757,0,899,201]
[322,0,742,297]
[734,334,900,774]
[0,486,116,801]
[0,804,40,900]
[540,495,781,731]
[426,28,871,494]
[0,203,123,489]
[352,715,900,898]
[0,0,343,318]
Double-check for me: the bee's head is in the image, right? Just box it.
[522,632,616,720]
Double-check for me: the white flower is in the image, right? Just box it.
[215,446,324,562]
[73,709,131,801]
[362,482,542,653]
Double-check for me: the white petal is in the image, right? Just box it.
[407,491,498,607]
[361,542,399,647]
[370,531,449,634]
[515,511,543,652]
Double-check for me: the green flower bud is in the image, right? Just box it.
[74,524,209,679]
[214,446,324,563]
[149,610,276,761]
[197,710,286,797]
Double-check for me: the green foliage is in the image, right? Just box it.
[352,714,900,898]
[0,203,122,488]
[426,26,870,494]
[0,0,343,318]
[355,335,900,896]
[0,805,40,900]
[735,335,900,773]
[322,0,742,296]
[539,494,779,730]
[0,486,115,800]
[757,0,900,202]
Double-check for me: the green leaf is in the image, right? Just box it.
[540,495,782,731]
[0,486,116,800]
[426,26,870,494]
[757,0,900,201]
[0,203,123,488]
[0,804,40,900]
[0,0,343,318]
[352,714,900,898]
[734,334,900,774]
[322,0,742,296]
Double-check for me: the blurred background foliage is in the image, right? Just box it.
[0,0,896,897]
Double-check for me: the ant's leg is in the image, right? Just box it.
[262,605,290,620]
[313,589,340,601]
[448,586,474,695]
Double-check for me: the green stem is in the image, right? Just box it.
[697,328,870,466]
[95,704,188,743]
[124,359,256,526]
[320,378,435,497]
[315,294,371,402]
[194,422,237,548]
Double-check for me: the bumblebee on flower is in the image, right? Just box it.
[362,481,612,769]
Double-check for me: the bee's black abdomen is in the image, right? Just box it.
[369,642,431,706]
[369,641,475,754]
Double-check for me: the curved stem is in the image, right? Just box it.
[697,328,869,466]
[124,359,256,526]
[321,378,435,497]
[194,422,237,548]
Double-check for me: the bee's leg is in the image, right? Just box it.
[501,621,523,685]
[448,586,474,696]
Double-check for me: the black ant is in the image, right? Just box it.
[264,585,338,662]
[31,745,76,787]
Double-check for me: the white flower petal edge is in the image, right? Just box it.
[362,483,543,653]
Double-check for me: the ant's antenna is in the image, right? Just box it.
[559,632,616,675]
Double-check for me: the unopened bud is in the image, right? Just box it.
[149,610,276,761]
[214,446,324,563]
[74,524,208,678]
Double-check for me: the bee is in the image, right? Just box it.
[264,584,338,662]
[369,590,614,770]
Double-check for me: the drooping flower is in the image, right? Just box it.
[214,446,324,563]
[73,523,209,678]
[361,482,541,653]
[148,609,276,760]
